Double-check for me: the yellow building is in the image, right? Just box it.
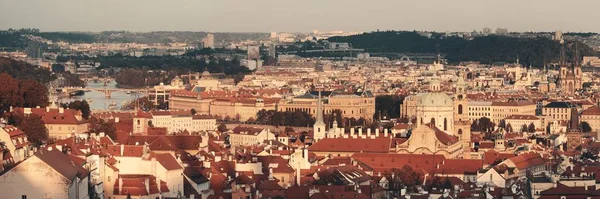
[13,107,88,139]
[278,91,375,121]
[543,102,576,122]
[580,106,600,133]
[490,101,537,124]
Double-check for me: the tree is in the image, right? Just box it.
[521,124,528,133]
[498,119,506,129]
[19,114,48,146]
[62,100,91,119]
[528,123,536,133]
[0,73,22,113]
[19,79,48,108]
[87,117,117,140]
[217,123,227,132]
[506,123,513,133]
[190,108,197,115]
[581,122,592,133]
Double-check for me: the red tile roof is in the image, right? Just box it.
[35,147,88,181]
[507,152,546,170]
[14,107,86,125]
[352,153,445,174]
[581,106,600,116]
[308,137,391,153]
[113,174,170,196]
[153,152,183,170]
[505,115,540,120]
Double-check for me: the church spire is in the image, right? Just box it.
[313,90,326,141]
[315,91,324,124]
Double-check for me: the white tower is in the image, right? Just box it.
[313,91,326,141]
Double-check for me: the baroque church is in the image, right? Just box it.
[310,74,473,159]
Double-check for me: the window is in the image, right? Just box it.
[22,195,27,199]
[458,104,463,114]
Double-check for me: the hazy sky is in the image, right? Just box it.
[2,0,600,33]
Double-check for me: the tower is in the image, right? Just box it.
[454,73,472,157]
[430,75,441,92]
[494,131,506,151]
[313,91,326,141]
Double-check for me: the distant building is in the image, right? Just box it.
[483,27,492,35]
[201,33,215,48]
[149,76,185,105]
[228,126,275,147]
[132,110,217,133]
[247,45,260,60]
[495,28,509,35]
[327,42,351,50]
[582,56,600,67]
[278,90,375,122]
[553,30,563,42]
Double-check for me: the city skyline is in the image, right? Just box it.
[2,0,600,33]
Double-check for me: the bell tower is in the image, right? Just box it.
[313,91,327,142]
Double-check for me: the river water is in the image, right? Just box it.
[57,80,144,111]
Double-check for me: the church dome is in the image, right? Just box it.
[418,92,452,107]
[201,71,212,79]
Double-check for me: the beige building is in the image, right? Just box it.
[210,98,278,121]
[132,110,217,133]
[580,106,600,133]
[504,115,542,133]
[149,76,185,105]
[13,107,89,139]
[0,148,89,199]
[543,102,576,122]
[169,90,279,122]
[467,101,492,120]
[278,91,375,121]
[228,126,276,147]
[0,125,31,163]
[583,56,600,67]
[490,101,537,124]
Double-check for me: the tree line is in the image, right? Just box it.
[327,31,598,66]
[104,55,250,87]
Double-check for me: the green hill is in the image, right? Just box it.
[327,31,598,66]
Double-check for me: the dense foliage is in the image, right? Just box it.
[0,57,55,83]
[61,100,91,119]
[0,73,49,113]
[8,113,48,146]
[255,109,316,127]
[374,95,404,119]
[108,55,250,87]
[328,31,598,66]
[87,117,117,140]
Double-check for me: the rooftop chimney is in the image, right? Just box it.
[120,144,124,156]
[145,178,150,195]
[118,178,123,194]
[46,106,50,112]
[350,128,355,138]
[367,128,372,138]
[384,128,389,137]
[59,107,64,114]
[375,128,380,137]
[358,128,363,138]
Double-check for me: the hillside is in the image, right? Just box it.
[328,31,598,66]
